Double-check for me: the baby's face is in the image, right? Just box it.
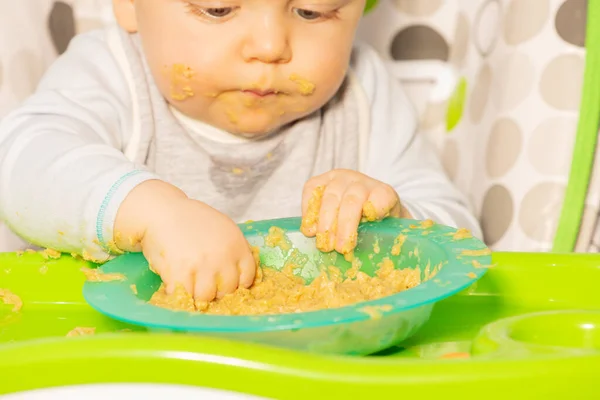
[115,0,365,137]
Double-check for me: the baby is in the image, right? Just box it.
[0,0,481,302]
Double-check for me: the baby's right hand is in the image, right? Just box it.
[114,180,256,302]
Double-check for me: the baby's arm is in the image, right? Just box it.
[352,42,482,239]
[0,30,156,261]
[0,29,255,301]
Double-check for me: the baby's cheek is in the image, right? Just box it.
[165,64,196,101]
[307,62,346,99]
[289,73,316,96]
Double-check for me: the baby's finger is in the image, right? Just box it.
[193,270,218,302]
[335,183,369,254]
[316,179,346,252]
[142,248,163,276]
[301,174,331,215]
[363,185,401,221]
[159,258,193,296]
[300,183,326,237]
[238,249,257,289]
[215,261,240,299]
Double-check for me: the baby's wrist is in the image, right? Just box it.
[400,203,413,219]
[113,179,188,252]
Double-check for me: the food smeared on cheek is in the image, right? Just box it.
[169,64,196,101]
[225,109,239,124]
[289,74,315,95]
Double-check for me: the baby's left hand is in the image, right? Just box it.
[300,169,412,254]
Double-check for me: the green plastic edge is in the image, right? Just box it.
[364,0,378,14]
[1,252,600,397]
[552,0,600,252]
[445,77,467,132]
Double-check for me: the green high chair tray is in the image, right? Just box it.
[1,220,600,398]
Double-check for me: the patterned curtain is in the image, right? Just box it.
[357,0,589,252]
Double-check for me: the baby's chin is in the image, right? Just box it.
[229,123,279,138]
[221,113,295,139]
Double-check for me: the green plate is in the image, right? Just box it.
[82,217,490,354]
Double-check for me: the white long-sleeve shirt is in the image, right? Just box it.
[0,26,481,261]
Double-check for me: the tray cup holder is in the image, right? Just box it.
[472,311,600,357]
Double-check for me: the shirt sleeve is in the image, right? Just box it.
[351,41,483,239]
[0,29,158,262]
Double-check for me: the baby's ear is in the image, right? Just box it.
[113,0,138,33]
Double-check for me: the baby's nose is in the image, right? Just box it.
[242,18,292,64]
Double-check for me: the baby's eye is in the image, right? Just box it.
[186,3,237,20]
[294,8,323,20]
[204,7,234,18]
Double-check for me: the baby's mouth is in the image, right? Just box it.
[241,89,280,97]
